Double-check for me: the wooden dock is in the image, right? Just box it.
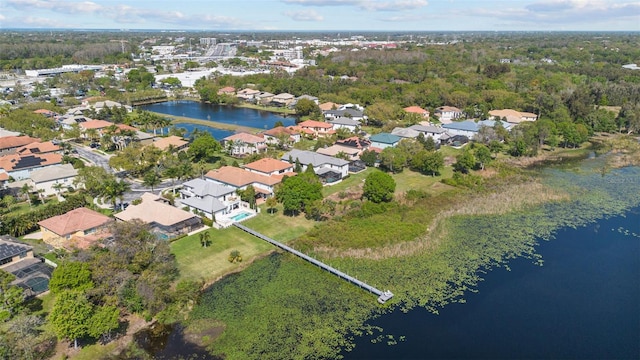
[234,223,393,304]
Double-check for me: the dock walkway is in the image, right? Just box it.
[234,223,393,303]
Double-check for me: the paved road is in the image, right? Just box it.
[71,143,114,173]
[69,143,192,205]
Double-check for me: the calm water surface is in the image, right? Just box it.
[345,206,640,359]
[139,100,296,139]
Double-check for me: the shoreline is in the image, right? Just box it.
[147,111,265,134]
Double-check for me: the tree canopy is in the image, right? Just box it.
[363,170,396,203]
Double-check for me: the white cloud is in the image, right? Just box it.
[469,1,640,26]
[282,0,428,11]
[284,10,324,21]
[7,0,103,14]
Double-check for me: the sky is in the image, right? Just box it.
[0,0,638,32]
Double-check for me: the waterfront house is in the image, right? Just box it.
[261,126,301,145]
[115,193,202,239]
[236,88,260,101]
[271,93,295,107]
[205,166,287,199]
[38,207,113,249]
[282,149,350,183]
[217,86,236,96]
[243,157,294,177]
[222,132,267,156]
[298,120,335,138]
[180,179,239,220]
[151,135,189,152]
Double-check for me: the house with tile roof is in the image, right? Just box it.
[281,149,350,183]
[261,126,301,145]
[271,93,295,107]
[236,88,260,101]
[29,163,78,197]
[404,106,430,118]
[369,133,402,149]
[489,109,538,124]
[15,141,60,156]
[205,166,286,198]
[316,145,361,161]
[434,106,463,123]
[318,102,341,111]
[115,193,202,239]
[243,157,294,177]
[0,152,63,180]
[38,207,113,249]
[217,86,236,95]
[336,136,371,150]
[298,120,335,138]
[151,135,189,152]
[0,136,41,156]
[222,132,267,156]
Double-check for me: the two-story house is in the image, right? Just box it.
[281,149,350,184]
[222,132,267,156]
[180,179,239,220]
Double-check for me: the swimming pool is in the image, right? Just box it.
[230,211,253,222]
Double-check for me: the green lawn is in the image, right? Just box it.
[322,168,373,197]
[171,226,273,282]
[393,167,455,195]
[172,205,315,283]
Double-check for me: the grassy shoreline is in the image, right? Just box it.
[148,111,264,134]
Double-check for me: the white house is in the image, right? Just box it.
[434,106,463,123]
[29,163,78,197]
[222,132,267,156]
[180,179,240,220]
[329,117,361,132]
[281,149,350,183]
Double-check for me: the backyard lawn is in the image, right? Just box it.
[172,205,315,282]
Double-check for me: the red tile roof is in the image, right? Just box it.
[298,120,333,129]
[38,207,112,236]
[16,141,60,155]
[0,153,62,171]
[0,136,41,151]
[404,106,428,114]
[151,136,188,151]
[206,166,285,187]
[263,126,299,137]
[243,158,293,174]
[80,119,113,130]
[223,132,265,144]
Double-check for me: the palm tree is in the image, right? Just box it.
[19,183,33,207]
[52,182,64,197]
[86,128,99,143]
[102,178,131,210]
[199,231,211,248]
[143,171,162,193]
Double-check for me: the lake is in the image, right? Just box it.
[139,100,296,139]
[344,205,640,359]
